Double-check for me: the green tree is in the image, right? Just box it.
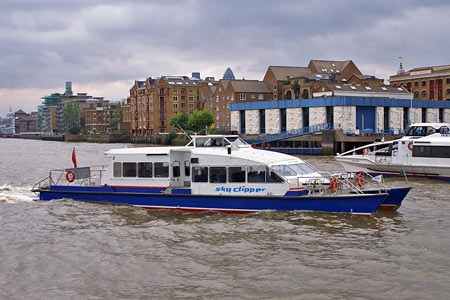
[188,109,214,134]
[62,100,81,132]
[167,130,178,145]
[169,112,190,130]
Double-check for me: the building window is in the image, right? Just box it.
[240,110,246,134]
[414,91,419,98]
[259,109,265,134]
[188,96,194,102]
[240,94,246,100]
[173,103,178,109]
[422,91,427,97]
[422,81,426,87]
[414,81,419,87]
[173,88,178,94]
[274,85,277,90]
[251,94,256,99]
[189,103,194,109]
[258,94,263,100]
[173,96,178,101]
[447,89,450,95]
[280,108,287,133]
[274,94,277,99]
[384,107,390,131]
[231,94,234,101]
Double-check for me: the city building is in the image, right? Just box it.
[129,75,209,135]
[12,109,37,134]
[38,82,113,134]
[389,64,450,100]
[229,85,450,137]
[211,79,273,130]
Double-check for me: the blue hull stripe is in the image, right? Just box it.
[38,185,387,215]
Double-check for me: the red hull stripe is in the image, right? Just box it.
[137,205,259,214]
[135,205,372,216]
[289,187,305,190]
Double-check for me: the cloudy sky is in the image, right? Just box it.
[1,0,449,116]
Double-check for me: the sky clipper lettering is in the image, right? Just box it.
[215,186,266,193]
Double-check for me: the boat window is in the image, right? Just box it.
[440,126,450,134]
[184,161,190,176]
[248,166,266,182]
[195,137,224,147]
[266,168,284,183]
[173,161,180,178]
[192,166,208,182]
[114,162,121,177]
[138,162,153,178]
[413,146,450,158]
[209,167,227,183]
[406,126,436,136]
[154,162,169,178]
[272,163,317,176]
[229,167,245,183]
[123,162,137,177]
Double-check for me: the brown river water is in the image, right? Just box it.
[1,138,450,300]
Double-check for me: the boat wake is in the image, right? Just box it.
[0,185,36,203]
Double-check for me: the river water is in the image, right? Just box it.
[1,138,449,300]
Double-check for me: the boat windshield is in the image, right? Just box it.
[226,136,248,146]
[406,126,436,136]
[272,163,318,176]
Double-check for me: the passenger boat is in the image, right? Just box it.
[32,135,390,216]
[335,123,450,182]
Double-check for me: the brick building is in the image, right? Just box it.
[389,64,450,101]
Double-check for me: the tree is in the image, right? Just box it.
[188,109,214,134]
[169,112,190,130]
[62,100,81,132]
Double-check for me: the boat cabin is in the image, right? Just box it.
[102,135,323,196]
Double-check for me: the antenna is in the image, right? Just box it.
[177,125,192,141]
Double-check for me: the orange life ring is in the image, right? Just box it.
[408,142,413,151]
[262,143,266,148]
[330,177,338,193]
[267,143,271,149]
[356,174,365,187]
[66,170,75,182]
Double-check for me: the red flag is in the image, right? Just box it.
[72,147,78,168]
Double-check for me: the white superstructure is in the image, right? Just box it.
[103,135,325,196]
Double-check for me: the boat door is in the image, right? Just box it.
[393,140,410,166]
[170,150,191,188]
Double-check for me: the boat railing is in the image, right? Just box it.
[34,165,108,189]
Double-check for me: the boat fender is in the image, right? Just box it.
[408,142,413,151]
[262,143,266,148]
[66,170,75,183]
[252,144,256,148]
[363,148,369,156]
[356,174,365,188]
[330,177,338,193]
[267,143,271,149]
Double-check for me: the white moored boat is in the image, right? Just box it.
[335,123,450,181]
[33,135,390,215]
